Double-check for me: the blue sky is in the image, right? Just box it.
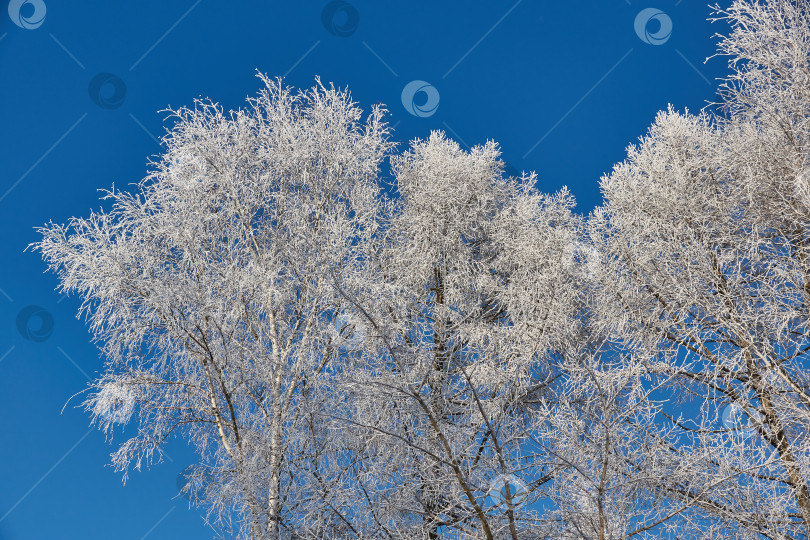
[0,1,729,538]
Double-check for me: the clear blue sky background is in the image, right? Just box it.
[0,1,730,538]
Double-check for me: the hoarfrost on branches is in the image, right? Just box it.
[31,1,810,538]
[92,380,137,428]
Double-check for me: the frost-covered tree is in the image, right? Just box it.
[34,75,391,539]
[330,131,583,539]
[31,0,810,538]
[587,0,810,537]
